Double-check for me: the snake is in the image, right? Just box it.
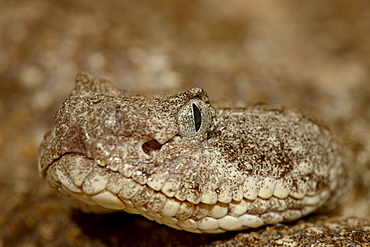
[38,72,344,234]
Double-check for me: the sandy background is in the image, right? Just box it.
[0,0,369,246]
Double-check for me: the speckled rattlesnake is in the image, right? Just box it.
[38,72,344,234]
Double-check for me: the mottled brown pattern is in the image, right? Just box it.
[39,72,344,233]
[1,0,369,245]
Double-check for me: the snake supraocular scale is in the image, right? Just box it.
[38,72,345,234]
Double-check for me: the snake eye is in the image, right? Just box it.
[177,98,213,137]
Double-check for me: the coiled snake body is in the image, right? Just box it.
[39,72,344,233]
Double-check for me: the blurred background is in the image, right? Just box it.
[0,0,369,246]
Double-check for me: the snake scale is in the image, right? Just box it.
[38,72,344,234]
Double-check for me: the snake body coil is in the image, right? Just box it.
[39,72,344,233]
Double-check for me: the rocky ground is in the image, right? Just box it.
[0,0,369,246]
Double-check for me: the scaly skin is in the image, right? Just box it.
[38,72,344,233]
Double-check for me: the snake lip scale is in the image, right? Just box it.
[38,72,344,234]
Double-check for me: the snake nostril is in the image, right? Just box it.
[142,139,163,155]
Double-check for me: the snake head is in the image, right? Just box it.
[39,71,215,176]
[38,72,344,233]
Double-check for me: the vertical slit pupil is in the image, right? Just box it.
[192,103,202,132]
